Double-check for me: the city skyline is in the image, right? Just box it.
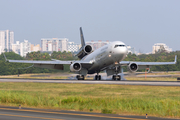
[1,29,173,55]
[0,0,180,53]
[0,29,173,56]
[0,28,176,54]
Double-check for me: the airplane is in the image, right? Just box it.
[4,27,177,80]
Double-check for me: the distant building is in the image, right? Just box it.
[86,40,110,50]
[31,44,41,52]
[20,40,31,57]
[68,42,79,52]
[0,30,14,53]
[12,41,20,55]
[0,46,2,54]
[61,39,68,52]
[41,38,68,52]
[152,43,172,54]
[127,45,136,54]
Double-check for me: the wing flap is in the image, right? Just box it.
[34,64,64,70]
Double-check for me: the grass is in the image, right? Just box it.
[0,82,180,118]
[0,73,68,79]
[126,77,178,81]
[1,72,179,81]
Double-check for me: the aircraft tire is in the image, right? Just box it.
[95,75,101,80]
[99,75,101,80]
[118,75,121,81]
[112,75,116,80]
[77,75,84,80]
[95,75,97,80]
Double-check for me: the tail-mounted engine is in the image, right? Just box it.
[70,62,82,72]
[76,45,93,59]
[128,63,138,73]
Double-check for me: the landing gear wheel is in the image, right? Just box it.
[82,75,84,80]
[112,75,116,80]
[95,75,97,80]
[112,75,121,81]
[117,75,121,81]
[99,75,101,80]
[95,75,101,80]
[76,75,80,80]
[76,75,84,80]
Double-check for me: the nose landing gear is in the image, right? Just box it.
[112,66,121,81]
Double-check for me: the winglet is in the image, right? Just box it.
[3,53,8,62]
[174,55,177,64]
[80,27,85,47]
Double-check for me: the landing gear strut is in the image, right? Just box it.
[76,75,84,80]
[112,66,121,80]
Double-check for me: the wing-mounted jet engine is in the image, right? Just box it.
[128,63,138,73]
[76,27,93,59]
[70,62,82,72]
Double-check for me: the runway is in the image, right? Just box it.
[0,78,180,86]
[0,106,176,120]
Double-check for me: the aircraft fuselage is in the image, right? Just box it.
[81,41,128,74]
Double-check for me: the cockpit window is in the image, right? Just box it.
[114,45,125,48]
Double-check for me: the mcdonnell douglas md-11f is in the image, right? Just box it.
[4,27,177,80]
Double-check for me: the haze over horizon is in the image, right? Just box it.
[1,0,180,53]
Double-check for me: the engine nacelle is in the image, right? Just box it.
[70,62,82,72]
[76,45,93,59]
[128,63,138,72]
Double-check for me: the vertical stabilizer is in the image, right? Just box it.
[80,27,85,47]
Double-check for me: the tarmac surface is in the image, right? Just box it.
[0,106,177,120]
[0,78,180,86]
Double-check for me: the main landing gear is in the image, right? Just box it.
[95,72,101,80]
[112,75,121,80]
[95,75,101,80]
[76,75,84,80]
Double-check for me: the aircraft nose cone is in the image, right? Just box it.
[112,46,128,62]
[120,47,128,54]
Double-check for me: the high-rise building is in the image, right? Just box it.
[68,42,79,52]
[41,38,68,52]
[86,40,110,50]
[0,30,14,53]
[12,41,20,55]
[31,44,41,52]
[20,40,31,57]
[152,43,172,54]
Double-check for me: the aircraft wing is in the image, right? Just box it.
[6,59,72,70]
[7,59,93,70]
[8,60,71,64]
[120,55,177,66]
[4,52,93,70]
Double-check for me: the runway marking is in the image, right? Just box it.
[0,108,147,120]
[0,113,64,120]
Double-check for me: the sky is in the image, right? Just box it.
[1,0,180,53]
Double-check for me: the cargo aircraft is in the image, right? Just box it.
[4,27,177,80]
